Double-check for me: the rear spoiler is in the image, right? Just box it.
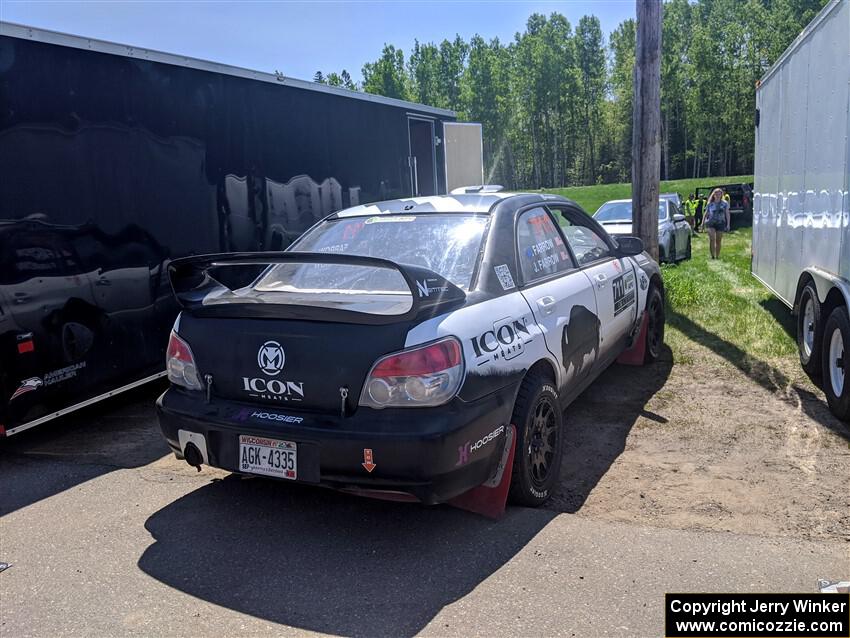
[167,252,467,324]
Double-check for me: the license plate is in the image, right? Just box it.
[239,435,297,480]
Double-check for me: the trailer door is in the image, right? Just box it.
[444,122,484,192]
[407,117,437,196]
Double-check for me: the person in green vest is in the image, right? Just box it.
[683,194,696,229]
[694,192,706,233]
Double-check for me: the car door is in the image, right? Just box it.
[549,206,638,367]
[669,201,690,253]
[514,207,600,391]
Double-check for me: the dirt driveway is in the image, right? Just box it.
[551,340,850,543]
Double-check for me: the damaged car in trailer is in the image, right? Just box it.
[156,192,664,511]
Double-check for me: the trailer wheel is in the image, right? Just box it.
[821,306,850,421]
[509,374,563,507]
[797,283,823,378]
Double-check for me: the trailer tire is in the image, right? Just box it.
[821,306,850,422]
[797,282,823,378]
[509,374,563,507]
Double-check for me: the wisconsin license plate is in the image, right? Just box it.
[239,435,297,480]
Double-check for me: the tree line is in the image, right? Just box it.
[314,0,827,189]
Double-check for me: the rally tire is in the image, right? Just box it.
[644,285,665,364]
[685,235,692,260]
[821,306,850,422]
[797,282,823,378]
[668,240,676,264]
[508,374,563,507]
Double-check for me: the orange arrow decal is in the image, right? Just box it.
[362,448,376,473]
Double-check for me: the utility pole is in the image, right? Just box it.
[632,0,662,260]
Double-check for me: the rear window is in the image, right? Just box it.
[250,261,413,315]
[288,214,488,290]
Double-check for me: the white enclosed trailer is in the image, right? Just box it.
[752,0,850,420]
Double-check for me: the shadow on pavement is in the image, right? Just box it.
[668,310,849,441]
[138,477,556,637]
[0,381,170,516]
[552,345,674,513]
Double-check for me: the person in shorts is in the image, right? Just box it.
[704,188,730,259]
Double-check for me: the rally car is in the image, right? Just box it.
[157,192,664,507]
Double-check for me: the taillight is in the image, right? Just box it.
[359,337,464,409]
[166,331,203,391]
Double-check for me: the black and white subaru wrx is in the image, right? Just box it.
[157,192,664,507]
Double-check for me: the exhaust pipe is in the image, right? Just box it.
[183,442,203,471]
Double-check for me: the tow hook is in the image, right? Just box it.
[183,442,203,472]
[339,386,349,418]
[204,374,213,403]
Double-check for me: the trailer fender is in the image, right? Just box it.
[801,268,850,314]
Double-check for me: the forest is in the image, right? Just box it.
[313,0,828,189]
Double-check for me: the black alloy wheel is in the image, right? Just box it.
[509,375,564,507]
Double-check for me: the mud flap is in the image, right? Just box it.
[617,312,648,366]
[448,424,516,519]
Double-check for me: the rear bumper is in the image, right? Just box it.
[156,384,518,504]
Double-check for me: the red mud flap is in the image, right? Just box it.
[617,313,648,366]
[448,424,516,519]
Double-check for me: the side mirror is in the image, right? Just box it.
[616,236,644,256]
[673,213,686,222]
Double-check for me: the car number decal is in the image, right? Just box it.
[612,272,636,316]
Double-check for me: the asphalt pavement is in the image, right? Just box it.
[1,385,847,637]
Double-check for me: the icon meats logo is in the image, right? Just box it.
[470,317,531,365]
[257,341,285,376]
[242,342,305,402]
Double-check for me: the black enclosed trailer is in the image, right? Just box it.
[0,22,484,436]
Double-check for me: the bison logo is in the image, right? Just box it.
[561,305,600,377]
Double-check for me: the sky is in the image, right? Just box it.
[0,1,635,83]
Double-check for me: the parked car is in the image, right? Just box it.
[593,198,692,263]
[695,183,753,223]
[660,192,683,209]
[157,192,665,507]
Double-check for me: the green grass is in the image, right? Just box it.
[543,177,801,382]
[661,226,798,369]
[540,175,753,214]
